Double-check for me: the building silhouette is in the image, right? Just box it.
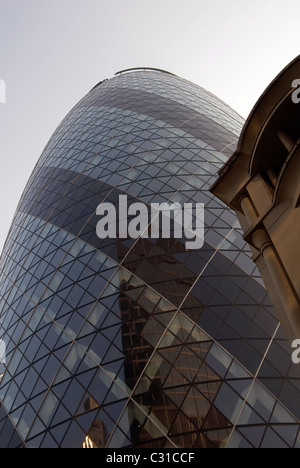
[211,55,300,347]
[0,69,299,448]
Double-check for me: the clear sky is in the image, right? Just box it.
[0,0,300,251]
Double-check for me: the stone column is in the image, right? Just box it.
[252,228,300,341]
[278,130,295,152]
[240,196,257,226]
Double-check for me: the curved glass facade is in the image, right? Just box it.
[0,70,299,448]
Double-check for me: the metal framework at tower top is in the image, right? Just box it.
[115,67,176,76]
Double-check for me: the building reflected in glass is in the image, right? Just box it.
[0,69,299,448]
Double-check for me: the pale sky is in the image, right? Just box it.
[0,0,300,251]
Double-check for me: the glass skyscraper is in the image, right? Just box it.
[0,69,299,448]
